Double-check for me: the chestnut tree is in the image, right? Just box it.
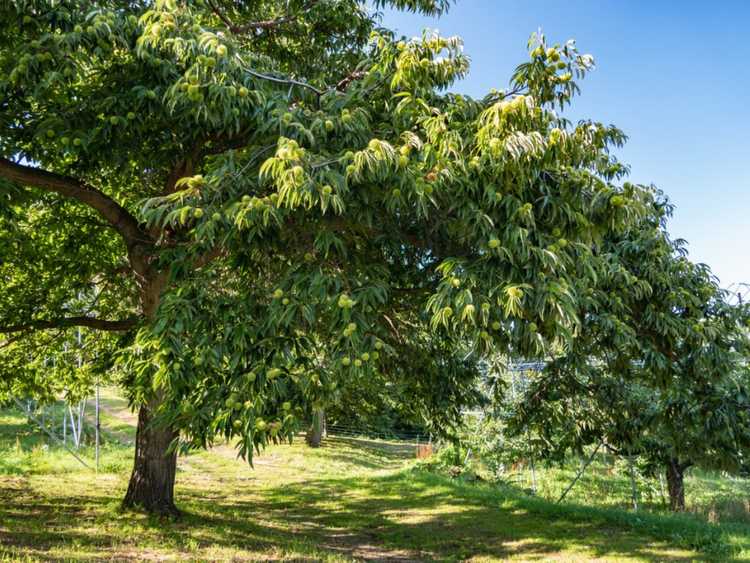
[509,205,750,511]
[1,0,653,513]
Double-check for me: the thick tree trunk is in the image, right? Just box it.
[665,458,686,512]
[122,399,179,515]
[305,408,326,447]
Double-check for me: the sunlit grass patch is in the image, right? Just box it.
[0,403,748,561]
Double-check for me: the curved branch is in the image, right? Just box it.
[239,63,324,96]
[0,316,139,334]
[0,157,151,249]
[238,63,371,99]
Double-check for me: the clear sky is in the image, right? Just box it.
[382,0,750,289]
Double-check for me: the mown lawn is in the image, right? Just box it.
[0,399,748,561]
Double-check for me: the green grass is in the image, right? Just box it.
[0,400,748,561]
[495,455,750,527]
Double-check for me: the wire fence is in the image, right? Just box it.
[317,422,437,459]
[12,396,438,467]
[325,423,430,443]
[8,397,642,508]
[12,391,105,472]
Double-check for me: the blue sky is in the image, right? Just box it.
[382,0,750,289]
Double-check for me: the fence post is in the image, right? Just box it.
[12,397,91,469]
[628,453,639,511]
[95,382,100,473]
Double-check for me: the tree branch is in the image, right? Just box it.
[207,0,318,34]
[0,315,139,334]
[336,70,367,92]
[239,63,324,96]
[0,157,151,249]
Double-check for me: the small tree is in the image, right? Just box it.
[510,206,750,511]
[515,367,750,511]
[1,1,653,513]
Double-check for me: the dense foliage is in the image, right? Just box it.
[506,206,750,510]
[1,0,677,512]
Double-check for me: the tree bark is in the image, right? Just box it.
[305,407,326,447]
[0,157,149,248]
[665,458,687,512]
[122,398,179,516]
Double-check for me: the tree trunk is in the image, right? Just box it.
[305,408,326,447]
[665,458,686,512]
[122,399,179,515]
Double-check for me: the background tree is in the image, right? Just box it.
[1,1,653,514]
[509,205,750,511]
[310,331,483,445]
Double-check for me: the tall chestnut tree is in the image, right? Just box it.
[1,0,652,513]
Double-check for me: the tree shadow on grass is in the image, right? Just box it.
[253,471,708,561]
[309,436,415,470]
[0,478,119,554]
[175,470,707,562]
[0,466,725,561]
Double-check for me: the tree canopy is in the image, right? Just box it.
[1,0,671,513]
[508,205,750,510]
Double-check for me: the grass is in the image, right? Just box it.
[496,454,750,526]
[0,397,748,561]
